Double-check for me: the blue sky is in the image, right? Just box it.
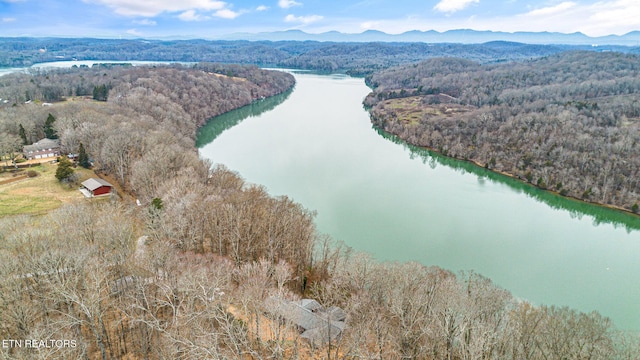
[1,0,639,38]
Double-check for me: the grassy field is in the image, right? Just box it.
[0,162,98,216]
[379,96,474,125]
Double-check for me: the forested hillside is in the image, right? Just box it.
[0,63,294,192]
[3,37,638,74]
[1,63,293,125]
[1,63,640,359]
[366,51,640,212]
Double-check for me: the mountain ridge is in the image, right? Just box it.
[217,29,640,46]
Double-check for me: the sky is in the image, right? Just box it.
[1,0,639,38]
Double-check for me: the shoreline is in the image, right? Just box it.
[373,123,640,219]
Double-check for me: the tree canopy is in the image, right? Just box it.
[366,51,640,211]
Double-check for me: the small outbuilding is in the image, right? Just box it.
[81,178,113,197]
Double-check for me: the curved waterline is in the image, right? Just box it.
[196,88,293,147]
[197,72,640,330]
[375,128,640,233]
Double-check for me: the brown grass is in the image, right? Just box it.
[0,163,99,217]
[380,96,474,126]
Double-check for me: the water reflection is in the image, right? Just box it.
[375,127,640,233]
[196,88,293,147]
[197,72,640,330]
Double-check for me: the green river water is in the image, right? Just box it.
[197,71,640,330]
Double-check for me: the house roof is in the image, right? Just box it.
[82,178,113,191]
[327,306,347,322]
[23,138,60,152]
[300,323,346,345]
[297,299,323,312]
[265,297,346,346]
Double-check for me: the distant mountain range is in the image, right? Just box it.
[218,29,640,46]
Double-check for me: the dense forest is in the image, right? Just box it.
[0,63,294,189]
[366,51,640,213]
[1,62,640,359]
[2,37,639,74]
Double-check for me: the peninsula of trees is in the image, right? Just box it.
[366,51,640,212]
[1,59,639,359]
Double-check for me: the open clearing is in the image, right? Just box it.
[0,163,98,216]
[377,95,475,125]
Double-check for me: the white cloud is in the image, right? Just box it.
[284,14,322,25]
[434,0,479,13]
[126,28,143,36]
[214,8,240,19]
[360,21,381,30]
[278,0,301,9]
[524,2,576,17]
[178,9,210,21]
[133,19,157,25]
[304,0,639,37]
[83,0,227,17]
[515,0,640,36]
[581,0,640,35]
[256,5,269,11]
[2,17,17,22]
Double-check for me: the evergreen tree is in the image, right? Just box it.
[55,156,74,182]
[43,113,58,139]
[75,84,90,96]
[78,142,90,168]
[93,84,109,101]
[18,124,28,145]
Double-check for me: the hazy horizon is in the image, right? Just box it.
[1,0,639,39]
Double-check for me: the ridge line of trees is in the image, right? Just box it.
[365,51,640,213]
[2,37,640,74]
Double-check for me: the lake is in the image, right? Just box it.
[0,60,188,77]
[198,71,640,330]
